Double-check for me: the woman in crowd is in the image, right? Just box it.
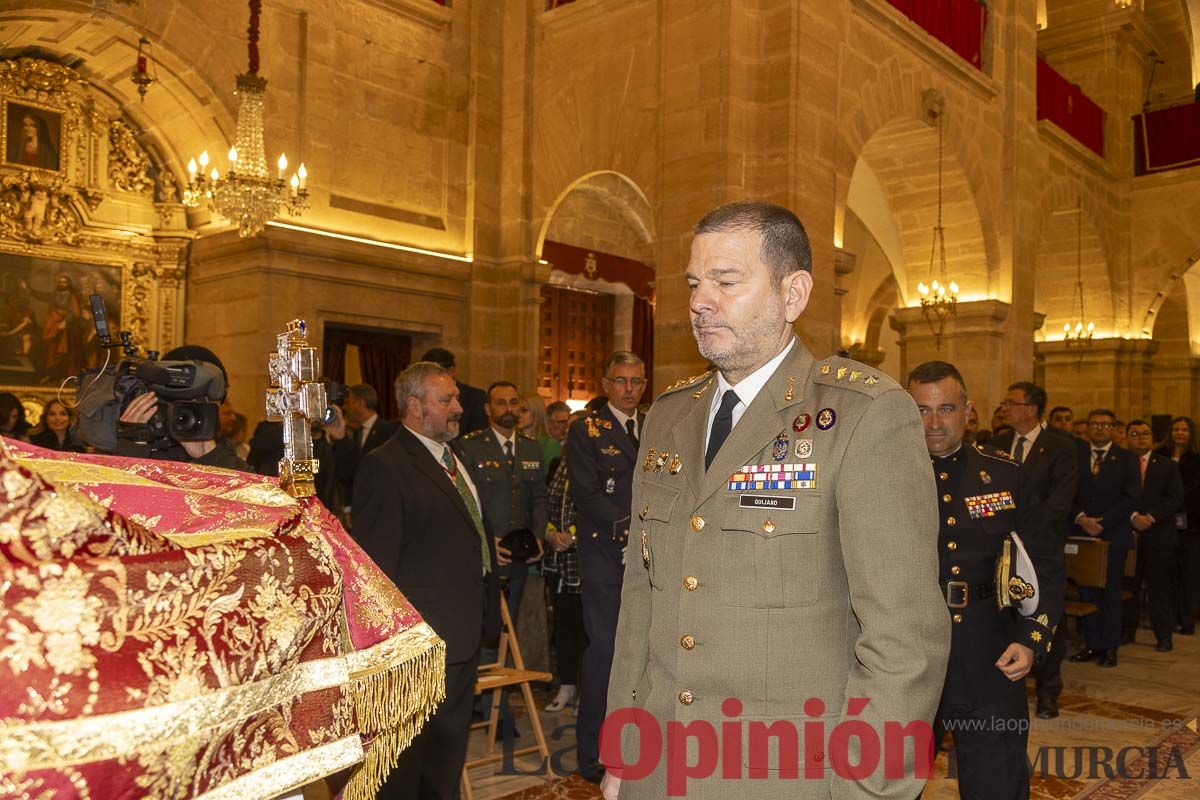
[28,398,83,452]
[542,431,583,714]
[1158,416,1200,635]
[517,391,560,469]
[0,392,28,442]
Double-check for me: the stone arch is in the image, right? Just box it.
[843,116,990,309]
[1029,176,1119,338]
[835,57,1003,298]
[0,3,243,185]
[535,171,654,264]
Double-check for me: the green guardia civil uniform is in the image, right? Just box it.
[604,338,951,799]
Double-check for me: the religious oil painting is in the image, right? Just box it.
[4,102,63,173]
[0,252,121,388]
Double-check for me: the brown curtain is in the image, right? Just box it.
[322,326,412,420]
[632,296,654,399]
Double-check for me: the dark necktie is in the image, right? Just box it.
[355,425,365,449]
[625,418,639,449]
[705,390,740,470]
[503,439,513,468]
[1092,449,1104,476]
[1014,435,1026,464]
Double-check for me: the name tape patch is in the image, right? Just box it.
[739,494,797,510]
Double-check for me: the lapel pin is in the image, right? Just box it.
[980,470,992,484]
[784,376,795,402]
[668,454,683,474]
[816,408,836,430]
[795,438,813,459]
[793,413,811,433]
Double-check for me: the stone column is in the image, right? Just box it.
[1035,338,1159,422]
[890,300,1011,412]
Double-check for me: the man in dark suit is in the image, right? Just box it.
[353,361,499,800]
[567,350,646,784]
[330,384,397,518]
[422,347,488,437]
[1069,408,1140,668]
[991,381,1077,718]
[1123,420,1184,651]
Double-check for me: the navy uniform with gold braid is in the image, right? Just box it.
[932,443,1059,799]
[566,402,643,779]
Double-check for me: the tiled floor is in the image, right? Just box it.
[309,627,1200,799]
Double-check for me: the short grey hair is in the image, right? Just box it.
[695,200,813,284]
[604,351,644,375]
[395,361,451,418]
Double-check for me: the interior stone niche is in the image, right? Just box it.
[0,56,191,418]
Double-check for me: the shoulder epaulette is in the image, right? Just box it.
[811,356,895,396]
[460,429,484,441]
[658,369,717,400]
[519,432,536,441]
[975,444,1017,464]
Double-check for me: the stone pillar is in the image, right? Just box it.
[890,300,1010,413]
[1147,355,1200,421]
[1035,338,1159,422]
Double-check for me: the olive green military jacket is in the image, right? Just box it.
[605,340,951,799]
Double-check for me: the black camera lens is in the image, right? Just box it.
[173,405,199,432]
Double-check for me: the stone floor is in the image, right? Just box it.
[309,625,1200,799]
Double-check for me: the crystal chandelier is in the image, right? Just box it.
[1064,197,1095,347]
[916,110,958,347]
[183,0,308,237]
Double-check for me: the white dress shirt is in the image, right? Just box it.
[705,338,795,451]
[1009,423,1043,463]
[607,403,638,441]
[407,424,482,511]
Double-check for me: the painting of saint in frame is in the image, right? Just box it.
[0,253,122,387]
[5,102,62,172]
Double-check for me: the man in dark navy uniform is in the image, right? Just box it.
[908,361,1060,800]
[567,350,646,783]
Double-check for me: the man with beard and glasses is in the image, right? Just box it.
[568,350,647,783]
[352,361,500,800]
[600,201,949,800]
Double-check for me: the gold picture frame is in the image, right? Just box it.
[3,99,65,174]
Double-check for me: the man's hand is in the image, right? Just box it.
[1132,513,1153,532]
[322,403,346,441]
[995,642,1035,680]
[119,392,158,425]
[495,540,512,566]
[1078,515,1104,537]
[527,535,544,564]
[601,773,620,800]
[547,529,573,552]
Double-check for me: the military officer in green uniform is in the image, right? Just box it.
[906,360,1060,800]
[457,380,547,622]
[601,201,951,799]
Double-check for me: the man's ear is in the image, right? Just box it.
[783,270,813,324]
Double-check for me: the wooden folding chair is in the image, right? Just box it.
[461,595,554,800]
[1063,536,1107,620]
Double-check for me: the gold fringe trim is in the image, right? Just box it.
[341,624,447,800]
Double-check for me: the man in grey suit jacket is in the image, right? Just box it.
[601,201,950,799]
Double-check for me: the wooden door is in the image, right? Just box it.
[538,285,614,403]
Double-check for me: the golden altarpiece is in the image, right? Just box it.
[0,56,189,424]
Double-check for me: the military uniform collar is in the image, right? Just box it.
[490,426,515,449]
[931,444,965,464]
[712,337,796,413]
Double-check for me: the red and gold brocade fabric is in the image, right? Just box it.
[0,438,445,800]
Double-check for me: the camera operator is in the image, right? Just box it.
[116,345,248,471]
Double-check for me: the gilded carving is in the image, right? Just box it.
[0,170,101,245]
[0,58,75,98]
[108,120,153,196]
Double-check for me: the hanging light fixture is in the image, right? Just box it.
[129,37,157,100]
[183,0,308,237]
[916,109,959,347]
[1063,196,1095,347]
